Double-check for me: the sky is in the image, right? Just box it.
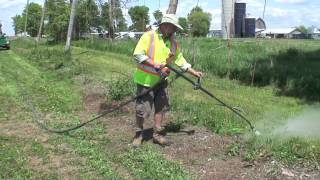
[1,0,320,36]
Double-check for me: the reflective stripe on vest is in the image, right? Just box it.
[148,31,155,62]
[170,35,177,54]
[138,31,177,75]
[138,64,159,75]
[138,31,158,76]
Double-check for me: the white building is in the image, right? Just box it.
[262,28,301,39]
[310,27,320,40]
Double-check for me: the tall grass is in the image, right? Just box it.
[71,37,320,167]
[73,38,136,56]
[7,38,82,113]
[8,38,320,168]
[73,37,320,101]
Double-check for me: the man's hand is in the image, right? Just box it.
[154,64,170,79]
[187,68,204,78]
[193,71,204,78]
[153,63,163,70]
[166,52,175,64]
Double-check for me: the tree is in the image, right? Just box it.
[153,10,163,24]
[65,0,78,51]
[296,25,308,34]
[100,0,127,33]
[24,0,30,36]
[128,6,149,31]
[100,2,110,31]
[12,15,24,35]
[12,2,42,36]
[46,0,70,41]
[75,0,99,38]
[167,0,178,14]
[178,17,188,34]
[187,6,211,37]
[37,0,47,42]
[114,0,127,32]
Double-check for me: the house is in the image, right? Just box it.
[207,30,222,38]
[255,18,266,30]
[262,28,302,39]
[309,27,320,40]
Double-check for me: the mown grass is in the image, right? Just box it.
[0,136,60,179]
[119,144,191,180]
[1,37,319,179]
[72,37,320,167]
[1,38,193,179]
[0,136,34,179]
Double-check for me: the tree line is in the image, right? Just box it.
[12,0,211,41]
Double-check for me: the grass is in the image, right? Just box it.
[119,144,191,180]
[1,37,320,179]
[74,37,320,101]
[0,136,60,179]
[0,136,34,179]
[1,38,193,179]
[71,37,320,166]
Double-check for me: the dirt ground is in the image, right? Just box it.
[81,86,320,180]
[1,77,319,179]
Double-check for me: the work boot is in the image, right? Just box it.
[153,127,169,146]
[132,131,143,148]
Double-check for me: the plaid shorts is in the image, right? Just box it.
[135,81,170,119]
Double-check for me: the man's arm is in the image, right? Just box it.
[186,67,204,78]
[173,44,203,78]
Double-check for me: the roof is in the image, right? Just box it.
[311,28,320,34]
[263,28,297,34]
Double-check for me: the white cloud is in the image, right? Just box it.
[0,0,43,9]
[266,7,291,17]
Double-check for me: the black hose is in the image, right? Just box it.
[23,63,255,133]
[21,80,165,134]
[166,64,255,132]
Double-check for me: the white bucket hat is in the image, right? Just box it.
[160,14,183,30]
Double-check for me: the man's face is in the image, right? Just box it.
[159,23,177,38]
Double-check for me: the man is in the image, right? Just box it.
[132,14,203,147]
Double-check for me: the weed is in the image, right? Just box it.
[107,77,135,101]
[227,143,241,156]
[119,144,192,180]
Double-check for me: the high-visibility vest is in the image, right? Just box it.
[134,30,177,87]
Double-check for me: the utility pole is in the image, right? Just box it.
[24,0,30,36]
[37,0,46,43]
[65,0,78,51]
[108,0,113,39]
[167,0,178,14]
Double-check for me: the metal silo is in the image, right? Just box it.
[221,0,235,39]
[234,2,246,37]
[245,17,256,37]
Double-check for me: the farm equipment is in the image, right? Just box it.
[0,33,10,50]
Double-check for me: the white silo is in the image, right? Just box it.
[221,0,235,39]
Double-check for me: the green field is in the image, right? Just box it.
[1,37,319,179]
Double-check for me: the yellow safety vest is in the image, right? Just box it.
[133,30,187,87]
